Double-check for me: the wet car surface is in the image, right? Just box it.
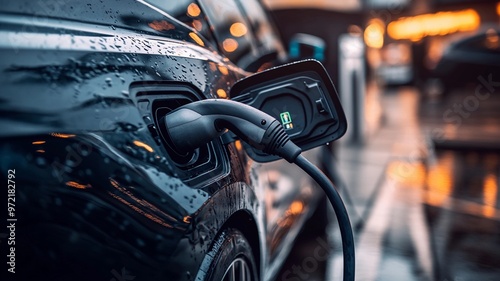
[0,1,325,280]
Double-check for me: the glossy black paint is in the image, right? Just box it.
[0,1,322,281]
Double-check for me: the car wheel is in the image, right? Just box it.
[198,228,259,281]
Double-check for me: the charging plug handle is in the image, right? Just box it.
[161,98,355,281]
[160,99,301,162]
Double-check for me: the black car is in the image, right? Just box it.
[431,28,500,95]
[0,1,348,281]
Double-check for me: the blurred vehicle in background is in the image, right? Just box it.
[365,1,500,90]
[376,42,414,86]
[431,28,500,95]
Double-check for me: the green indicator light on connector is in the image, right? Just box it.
[280,112,294,130]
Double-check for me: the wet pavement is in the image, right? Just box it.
[276,85,500,281]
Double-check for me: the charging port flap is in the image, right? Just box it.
[230,60,347,162]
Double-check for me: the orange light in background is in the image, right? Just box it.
[183,215,192,223]
[133,140,154,153]
[230,22,248,37]
[218,65,229,75]
[388,9,480,41]
[426,153,454,207]
[32,141,46,145]
[364,19,385,49]
[187,3,201,17]
[483,173,498,218]
[222,38,238,53]
[189,32,205,46]
[497,2,500,16]
[36,150,45,153]
[216,89,228,99]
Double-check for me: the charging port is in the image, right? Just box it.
[130,82,229,187]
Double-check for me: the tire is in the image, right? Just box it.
[197,228,259,281]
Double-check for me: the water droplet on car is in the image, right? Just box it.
[105,77,112,86]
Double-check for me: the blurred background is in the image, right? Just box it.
[263,0,500,280]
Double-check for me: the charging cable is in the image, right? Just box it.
[161,99,355,281]
[294,154,355,280]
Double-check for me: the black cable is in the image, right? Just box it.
[294,154,355,281]
[321,146,365,227]
[163,99,355,280]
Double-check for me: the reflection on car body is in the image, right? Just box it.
[431,28,500,95]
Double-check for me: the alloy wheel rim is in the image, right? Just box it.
[222,257,251,281]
